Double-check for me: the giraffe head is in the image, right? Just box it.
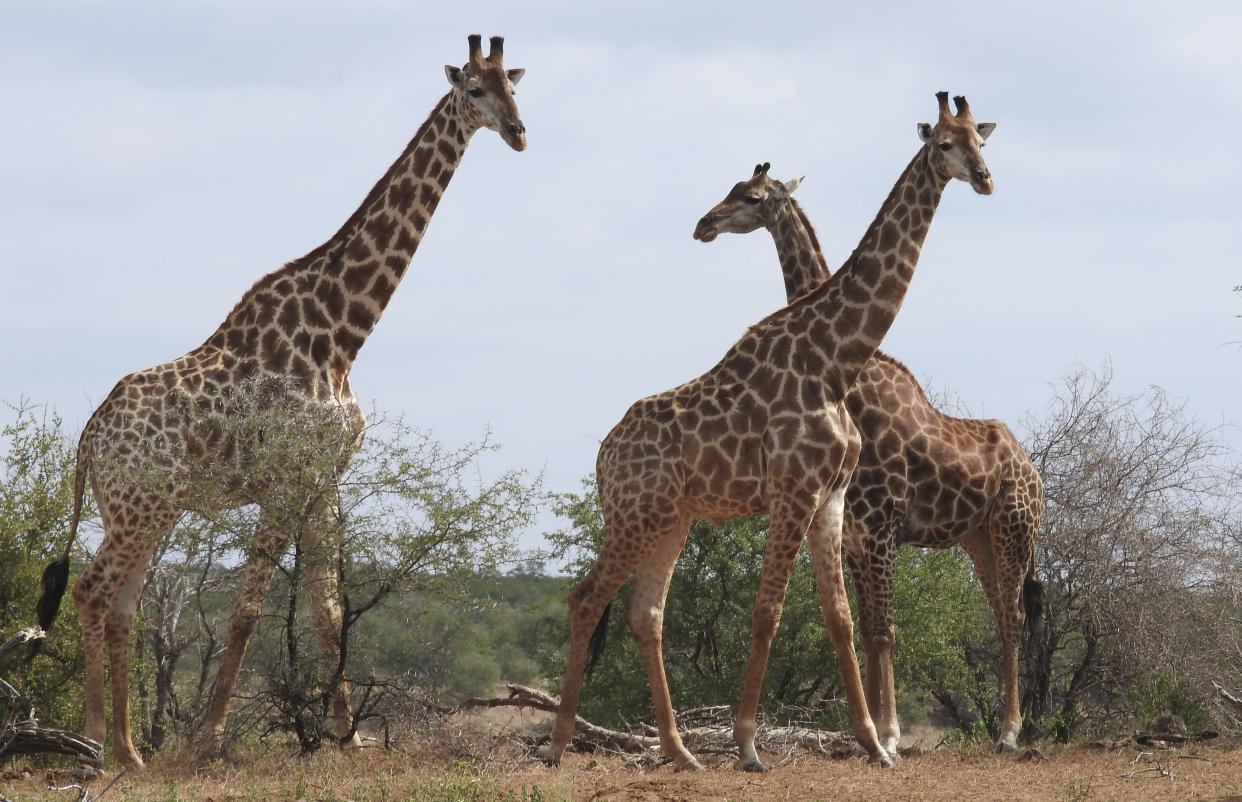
[918,92,995,194]
[445,34,526,151]
[693,162,804,242]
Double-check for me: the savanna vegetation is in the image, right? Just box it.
[1,361,1240,797]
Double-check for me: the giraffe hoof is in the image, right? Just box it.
[868,751,896,768]
[673,756,704,772]
[535,744,563,768]
[71,764,105,781]
[737,759,768,773]
[995,739,1019,754]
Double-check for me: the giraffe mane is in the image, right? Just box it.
[211,91,457,340]
[788,197,829,279]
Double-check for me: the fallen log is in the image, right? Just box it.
[455,683,856,761]
[0,627,44,663]
[1214,681,1242,716]
[0,626,103,770]
[1134,730,1218,747]
[0,720,103,767]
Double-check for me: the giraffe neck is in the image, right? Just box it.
[788,147,948,395]
[769,198,831,302]
[207,91,478,397]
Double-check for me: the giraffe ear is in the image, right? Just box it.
[976,122,996,140]
[917,122,935,144]
[507,68,525,86]
[783,176,804,194]
[445,65,466,88]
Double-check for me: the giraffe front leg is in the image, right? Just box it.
[200,515,289,750]
[807,491,893,767]
[733,507,810,772]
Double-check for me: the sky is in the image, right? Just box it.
[2,1,1239,558]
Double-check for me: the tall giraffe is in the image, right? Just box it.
[694,162,1044,753]
[35,35,526,770]
[546,93,995,772]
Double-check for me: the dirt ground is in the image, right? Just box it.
[4,738,1242,802]
[524,741,1242,802]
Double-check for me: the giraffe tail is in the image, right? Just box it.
[29,452,87,660]
[584,601,612,679]
[1021,566,1044,635]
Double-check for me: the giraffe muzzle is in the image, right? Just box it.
[692,216,719,242]
[971,168,993,195]
[503,119,527,151]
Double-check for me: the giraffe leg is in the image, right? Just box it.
[961,520,1024,752]
[71,502,175,770]
[544,559,633,766]
[104,563,151,769]
[200,511,292,747]
[848,546,901,757]
[805,489,892,767]
[626,517,701,770]
[733,502,822,772]
[302,494,361,748]
[72,563,111,755]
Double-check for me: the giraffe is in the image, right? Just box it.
[545,93,995,772]
[693,162,1044,753]
[34,34,526,770]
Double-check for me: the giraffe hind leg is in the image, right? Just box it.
[543,563,630,766]
[961,511,1025,752]
[544,503,684,767]
[71,501,177,770]
[849,544,901,757]
[625,517,701,770]
[302,494,362,748]
[104,563,152,769]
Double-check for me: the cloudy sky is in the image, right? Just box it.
[2,1,1238,554]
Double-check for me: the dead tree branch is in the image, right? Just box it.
[455,683,856,763]
[1,627,103,770]
[0,627,44,663]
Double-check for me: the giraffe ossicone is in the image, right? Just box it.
[35,34,526,771]
[546,92,998,772]
[694,157,1042,755]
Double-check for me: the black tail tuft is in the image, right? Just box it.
[585,601,611,679]
[1022,570,1044,632]
[36,557,71,631]
[28,557,70,662]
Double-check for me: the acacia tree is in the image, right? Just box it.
[66,376,545,755]
[0,401,89,731]
[1020,363,1242,738]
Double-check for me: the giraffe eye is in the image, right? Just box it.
[468,87,485,98]
[937,141,953,151]
[743,195,762,205]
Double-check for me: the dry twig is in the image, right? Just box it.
[455,683,856,763]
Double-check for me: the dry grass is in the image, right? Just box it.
[3,717,1241,802]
